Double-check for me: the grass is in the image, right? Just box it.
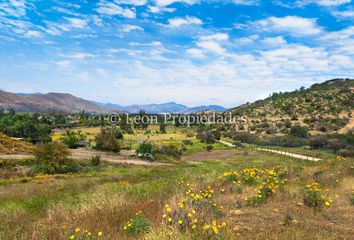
[1,133,353,239]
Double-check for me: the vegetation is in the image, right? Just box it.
[61,130,87,149]
[34,142,81,174]
[94,127,122,152]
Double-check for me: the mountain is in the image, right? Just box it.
[124,102,187,114]
[96,101,226,114]
[228,78,354,134]
[179,105,227,114]
[16,93,44,97]
[0,91,109,113]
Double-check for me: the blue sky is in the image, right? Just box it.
[0,0,353,107]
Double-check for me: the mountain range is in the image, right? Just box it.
[0,90,226,114]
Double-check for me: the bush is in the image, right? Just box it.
[257,136,307,148]
[61,130,87,149]
[232,132,256,144]
[156,144,182,159]
[206,145,213,152]
[196,130,220,144]
[182,139,193,145]
[123,215,150,236]
[95,127,121,152]
[290,125,309,138]
[34,142,81,174]
[91,155,101,166]
[136,141,155,160]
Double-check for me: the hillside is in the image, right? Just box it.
[229,78,354,134]
[0,91,109,113]
[0,134,34,154]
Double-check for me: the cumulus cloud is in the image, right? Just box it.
[167,16,202,27]
[186,48,206,59]
[115,0,147,6]
[153,0,198,7]
[120,24,144,32]
[254,16,322,35]
[96,1,136,18]
[200,33,229,41]
[65,17,87,29]
[196,40,226,54]
[297,0,351,7]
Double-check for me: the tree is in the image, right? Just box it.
[290,125,309,138]
[159,122,167,134]
[34,142,80,174]
[95,127,121,152]
[61,130,87,149]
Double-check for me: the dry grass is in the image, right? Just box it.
[0,134,34,154]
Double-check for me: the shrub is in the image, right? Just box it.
[290,125,309,138]
[61,130,87,149]
[232,132,256,144]
[196,130,220,144]
[206,145,213,152]
[157,144,182,159]
[95,127,121,152]
[123,215,150,236]
[34,142,81,174]
[91,155,101,166]
[182,139,193,145]
[136,141,155,160]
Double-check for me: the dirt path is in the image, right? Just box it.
[256,148,322,161]
[218,140,323,162]
[0,148,167,166]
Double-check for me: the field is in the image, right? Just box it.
[0,125,353,240]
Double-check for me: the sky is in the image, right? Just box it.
[0,0,353,108]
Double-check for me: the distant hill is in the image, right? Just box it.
[179,105,227,114]
[97,102,226,114]
[0,91,109,113]
[228,78,354,134]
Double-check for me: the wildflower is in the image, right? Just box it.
[87,232,92,236]
[178,220,183,225]
[166,207,171,212]
[221,222,226,227]
[193,218,198,223]
[203,225,210,230]
[212,226,219,234]
[75,228,81,233]
[192,225,197,229]
[325,201,330,206]
[70,235,75,240]
[163,214,167,218]
[98,232,103,237]
[212,220,217,226]
[187,213,192,218]
[168,218,172,222]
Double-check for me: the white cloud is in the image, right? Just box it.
[96,1,136,18]
[200,33,229,41]
[197,40,226,54]
[148,5,176,13]
[255,16,322,35]
[65,17,87,29]
[168,16,202,27]
[332,10,354,18]
[129,41,162,46]
[232,0,259,5]
[63,52,94,59]
[115,0,147,6]
[186,48,206,59]
[153,0,198,7]
[0,0,28,18]
[297,0,351,7]
[262,36,287,45]
[24,30,43,38]
[121,24,144,32]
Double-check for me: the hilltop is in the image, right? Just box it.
[228,79,354,134]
